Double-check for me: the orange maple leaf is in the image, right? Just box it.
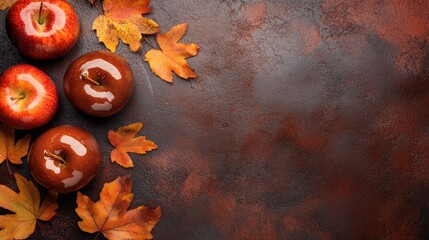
[92,0,160,52]
[108,122,157,168]
[0,124,31,165]
[145,23,199,83]
[0,173,58,239]
[76,175,161,240]
[0,0,16,10]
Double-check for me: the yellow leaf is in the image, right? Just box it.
[76,175,161,240]
[108,122,157,168]
[0,124,31,165]
[92,0,160,52]
[0,0,16,10]
[145,23,199,82]
[0,173,58,239]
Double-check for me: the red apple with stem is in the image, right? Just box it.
[64,50,134,117]
[28,125,101,193]
[5,0,80,60]
[0,64,59,130]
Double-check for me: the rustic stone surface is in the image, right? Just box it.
[0,0,428,239]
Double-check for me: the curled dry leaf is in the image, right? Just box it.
[76,175,161,240]
[0,124,31,165]
[0,173,58,239]
[145,23,200,83]
[0,0,16,10]
[108,122,158,168]
[92,0,160,52]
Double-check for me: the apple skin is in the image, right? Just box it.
[28,125,101,193]
[6,0,80,60]
[63,50,134,117]
[0,64,59,130]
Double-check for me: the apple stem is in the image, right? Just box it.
[44,151,67,165]
[38,2,44,25]
[82,74,100,86]
[10,94,25,101]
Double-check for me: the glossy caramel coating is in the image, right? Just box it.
[28,125,101,193]
[63,50,134,117]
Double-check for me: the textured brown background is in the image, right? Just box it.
[0,0,429,239]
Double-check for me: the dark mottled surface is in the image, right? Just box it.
[0,0,429,239]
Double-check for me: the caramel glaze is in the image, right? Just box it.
[28,125,101,193]
[63,50,134,117]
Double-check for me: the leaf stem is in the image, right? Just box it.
[82,74,101,86]
[94,231,101,240]
[144,37,159,50]
[6,159,12,175]
[37,222,47,238]
[44,151,66,165]
[94,0,103,15]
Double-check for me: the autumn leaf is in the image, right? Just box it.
[76,175,161,240]
[145,23,199,83]
[0,0,15,10]
[93,0,160,52]
[108,122,157,168]
[0,124,31,165]
[0,173,58,239]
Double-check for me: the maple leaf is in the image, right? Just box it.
[108,122,157,168]
[0,124,31,165]
[145,23,200,83]
[0,173,58,239]
[76,175,161,240]
[0,0,15,11]
[92,0,160,52]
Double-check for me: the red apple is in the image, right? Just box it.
[6,0,80,60]
[0,64,59,130]
[63,50,134,117]
[28,125,101,193]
